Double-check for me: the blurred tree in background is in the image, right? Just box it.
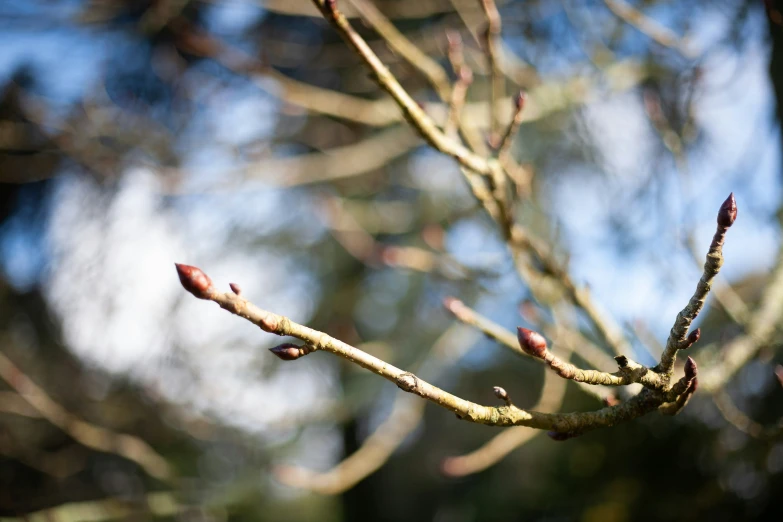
[1,1,782,520]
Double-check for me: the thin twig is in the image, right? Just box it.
[478,0,503,145]
[176,264,708,437]
[603,0,695,57]
[276,324,481,493]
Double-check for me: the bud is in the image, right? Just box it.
[514,90,526,112]
[684,356,698,382]
[717,192,737,228]
[614,355,629,368]
[493,386,509,402]
[775,365,783,388]
[603,394,620,407]
[229,283,242,296]
[174,263,213,299]
[685,328,700,347]
[517,327,548,358]
[270,343,304,361]
[325,0,337,13]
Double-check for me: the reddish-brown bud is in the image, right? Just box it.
[229,283,242,296]
[717,192,737,228]
[685,328,701,348]
[324,0,337,13]
[175,263,213,299]
[517,327,548,358]
[603,394,620,407]
[270,343,304,361]
[684,356,698,381]
[514,90,526,112]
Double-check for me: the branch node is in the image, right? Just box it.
[396,372,419,392]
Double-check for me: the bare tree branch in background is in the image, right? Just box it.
[168,1,766,491]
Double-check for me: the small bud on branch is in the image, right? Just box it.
[174,263,214,299]
[684,328,700,349]
[717,192,737,228]
[270,343,312,361]
[229,283,242,296]
[493,386,512,406]
[517,328,548,359]
[684,356,698,382]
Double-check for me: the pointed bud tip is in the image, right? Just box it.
[175,263,213,299]
[517,327,548,358]
[685,356,698,380]
[270,343,303,361]
[717,192,737,228]
[229,283,242,296]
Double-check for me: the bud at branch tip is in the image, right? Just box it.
[717,192,737,228]
[517,327,548,358]
[175,263,213,299]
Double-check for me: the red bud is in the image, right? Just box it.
[229,283,242,296]
[684,356,698,381]
[685,328,700,348]
[717,193,737,228]
[517,327,548,358]
[270,343,304,361]
[175,263,213,299]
